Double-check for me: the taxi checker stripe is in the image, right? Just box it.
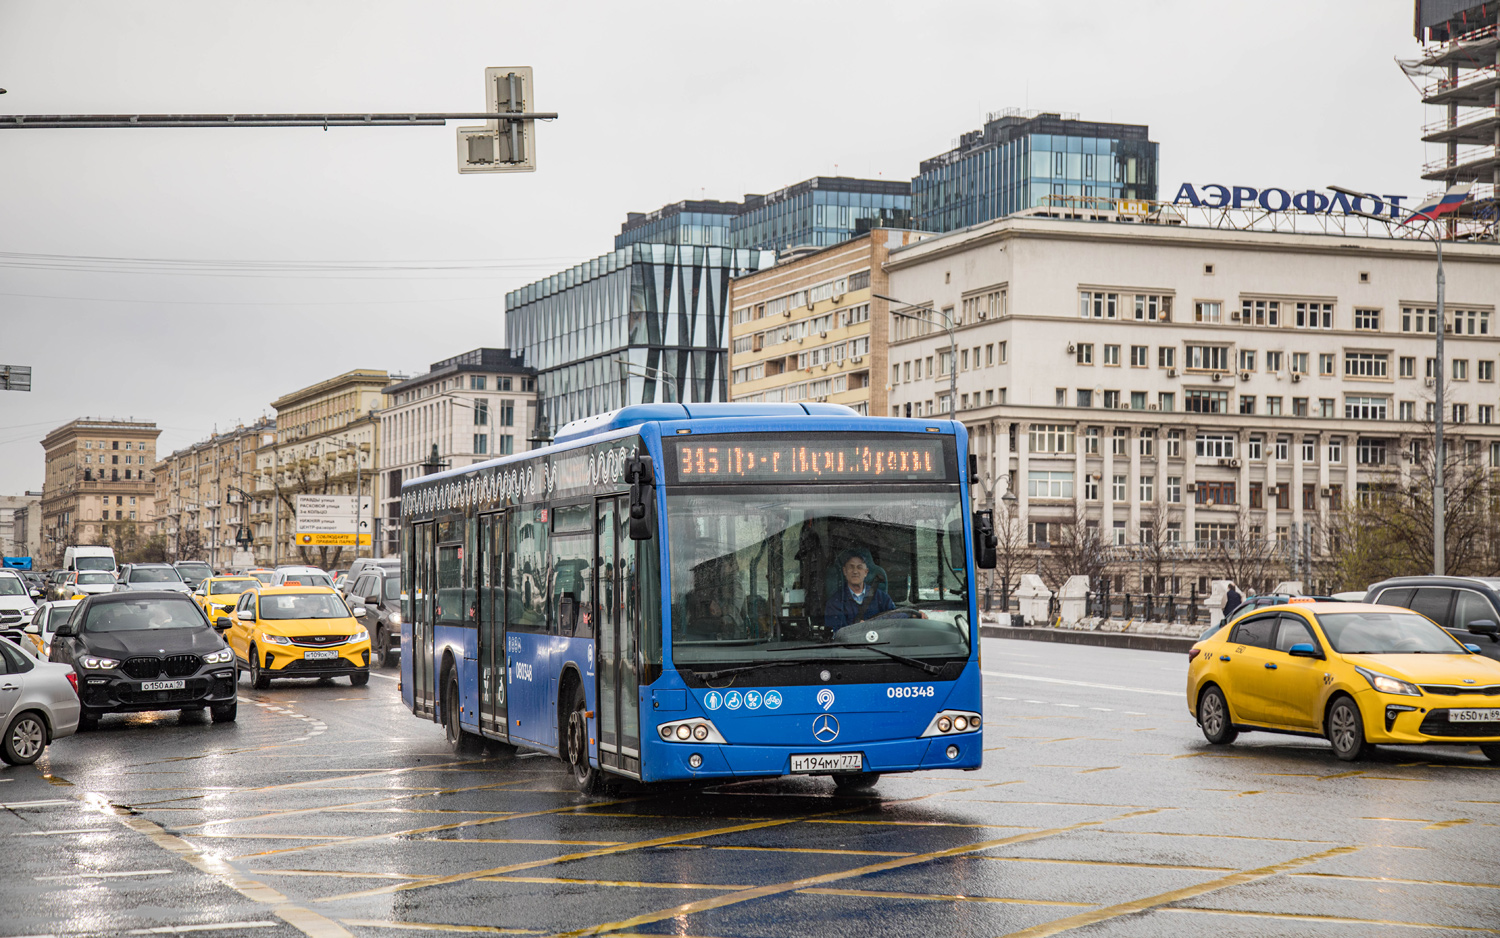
[555,808,1168,937]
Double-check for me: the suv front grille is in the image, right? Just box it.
[121,655,202,679]
[122,657,163,679]
[164,654,201,677]
[290,635,345,647]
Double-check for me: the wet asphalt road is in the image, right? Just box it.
[2,637,1498,938]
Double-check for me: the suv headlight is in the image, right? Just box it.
[388,611,401,626]
[261,632,292,645]
[350,629,368,643]
[80,655,120,670]
[1354,666,1422,697]
[203,649,234,664]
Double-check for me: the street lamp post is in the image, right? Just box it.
[613,358,679,404]
[1329,185,1447,575]
[873,294,957,416]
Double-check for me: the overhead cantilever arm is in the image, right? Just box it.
[0,112,558,129]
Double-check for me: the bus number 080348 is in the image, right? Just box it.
[887,686,936,698]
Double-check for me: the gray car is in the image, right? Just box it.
[116,563,191,594]
[0,636,80,765]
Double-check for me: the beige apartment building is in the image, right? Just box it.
[0,492,42,560]
[153,419,275,571]
[253,369,391,566]
[38,418,162,564]
[884,210,1500,592]
[727,229,926,416]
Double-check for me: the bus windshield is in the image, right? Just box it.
[665,487,970,670]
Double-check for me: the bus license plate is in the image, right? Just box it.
[303,649,338,660]
[1450,709,1500,722]
[140,680,185,691]
[790,753,863,773]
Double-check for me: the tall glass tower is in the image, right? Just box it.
[913,111,1158,233]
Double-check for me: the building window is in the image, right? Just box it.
[1085,426,1101,454]
[1112,428,1128,456]
[1345,396,1388,420]
[1135,294,1173,321]
[1399,356,1415,379]
[1185,345,1229,371]
[1479,404,1494,425]
[1158,392,1175,412]
[1130,345,1149,367]
[1110,474,1126,502]
[1166,476,1182,503]
[1028,470,1074,499]
[1344,352,1388,378]
[473,400,489,425]
[1196,481,1236,506]
[1319,398,1335,418]
[1139,429,1155,456]
[1273,437,1289,461]
[1185,389,1229,414]
[1194,300,1221,323]
[1140,476,1154,503]
[1028,522,1051,546]
[1295,302,1334,330]
[1328,438,1343,462]
[1249,482,1264,509]
[1238,299,1280,327]
[1454,359,1469,381]
[1318,353,1335,376]
[1084,476,1099,501]
[1103,344,1121,366]
[1029,424,1076,454]
[1076,389,1093,408]
[1357,438,1387,466]
[999,341,1009,364]
[1076,343,1094,365]
[1293,397,1309,417]
[1131,391,1147,410]
[1302,437,1315,462]
[1478,360,1494,381]
[499,435,514,456]
[1266,396,1282,416]
[1248,436,1263,460]
[1402,306,1438,333]
[1238,349,1256,371]
[1056,389,1067,406]
[1290,352,1309,375]
[1238,395,1256,415]
[470,376,487,390]
[1195,434,1235,459]
[473,434,488,454]
[1165,430,1182,458]
[1158,346,1176,369]
[1103,390,1120,409]
[1453,403,1469,424]
[1079,291,1118,319]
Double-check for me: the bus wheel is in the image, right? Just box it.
[564,682,602,794]
[833,772,881,792]
[444,671,483,756]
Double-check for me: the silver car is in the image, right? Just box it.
[27,600,81,659]
[0,636,80,765]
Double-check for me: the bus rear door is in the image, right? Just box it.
[477,511,508,737]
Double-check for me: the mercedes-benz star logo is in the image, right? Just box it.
[812,714,840,743]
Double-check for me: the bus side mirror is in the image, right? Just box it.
[973,509,997,570]
[626,454,656,541]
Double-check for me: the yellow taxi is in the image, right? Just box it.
[192,575,262,622]
[245,568,275,586]
[226,586,371,689]
[1188,602,1500,763]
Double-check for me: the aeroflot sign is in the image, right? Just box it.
[1173,183,1408,218]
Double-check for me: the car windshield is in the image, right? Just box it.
[1317,611,1467,654]
[250,571,273,584]
[177,563,212,579]
[209,578,258,595]
[84,599,204,632]
[281,574,332,588]
[259,593,350,620]
[75,557,114,572]
[0,577,25,596]
[77,573,115,584]
[383,578,401,601]
[665,487,971,670]
[130,568,182,583]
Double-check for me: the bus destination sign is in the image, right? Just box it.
[667,436,951,483]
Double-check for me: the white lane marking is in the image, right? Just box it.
[35,868,173,881]
[125,923,280,935]
[983,671,1180,697]
[1089,708,1113,712]
[369,671,398,682]
[0,800,76,809]
[11,827,111,836]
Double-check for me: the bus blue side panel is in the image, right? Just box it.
[433,623,471,725]
[505,633,596,754]
[400,621,414,709]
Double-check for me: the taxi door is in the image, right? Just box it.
[1265,612,1330,729]
[1219,613,1280,723]
[226,591,256,663]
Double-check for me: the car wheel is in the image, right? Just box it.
[1,711,48,765]
[564,681,602,794]
[211,698,237,723]
[833,772,881,792]
[1198,686,1238,745]
[76,707,100,732]
[369,628,388,669]
[1326,695,1371,762]
[249,645,271,690]
[349,671,370,687]
[443,670,483,755]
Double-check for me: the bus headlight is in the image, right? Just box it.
[922,710,982,737]
[657,718,726,744]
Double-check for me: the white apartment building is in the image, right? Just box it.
[378,348,536,556]
[885,212,1500,591]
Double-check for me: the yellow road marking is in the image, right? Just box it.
[261,870,439,881]
[993,845,1361,938]
[705,845,914,857]
[428,838,626,846]
[1161,906,1500,934]
[979,856,1234,872]
[798,887,1092,907]
[1423,818,1471,830]
[339,920,542,935]
[554,808,1165,937]
[1093,828,1337,844]
[479,876,748,891]
[1292,871,1500,890]
[1319,770,1365,779]
[810,819,1035,830]
[174,778,533,830]
[1077,767,1120,774]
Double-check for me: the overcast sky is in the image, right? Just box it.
[0,0,1432,494]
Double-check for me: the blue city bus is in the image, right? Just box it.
[399,402,996,792]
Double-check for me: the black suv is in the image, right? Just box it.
[1364,576,1500,662]
[346,565,401,668]
[48,591,238,728]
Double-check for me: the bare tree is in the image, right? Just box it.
[992,508,1027,602]
[1210,506,1284,594]
[1039,500,1110,590]
[1137,505,1183,593]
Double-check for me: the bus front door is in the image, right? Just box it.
[477,511,508,737]
[596,495,640,777]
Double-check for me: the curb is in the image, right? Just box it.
[980,625,1197,654]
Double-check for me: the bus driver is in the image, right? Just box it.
[824,549,894,630]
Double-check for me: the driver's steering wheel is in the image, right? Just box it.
[867,606,927,620]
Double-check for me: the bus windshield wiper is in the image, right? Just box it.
[692,657,829,681]
[774,642,944,676]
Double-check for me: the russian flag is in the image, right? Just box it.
[1402,182,1473,225]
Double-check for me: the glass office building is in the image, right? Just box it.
[913,111,1158,233]
[731,176,912,251]
[615,200,741,249]
[506,244,776,434]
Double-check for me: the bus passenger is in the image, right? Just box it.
[824,549,894,630]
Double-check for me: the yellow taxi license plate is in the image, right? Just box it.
[1450,709,1500,722]
[303,649,338,660]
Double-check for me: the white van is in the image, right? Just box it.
[63,545,117,574]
